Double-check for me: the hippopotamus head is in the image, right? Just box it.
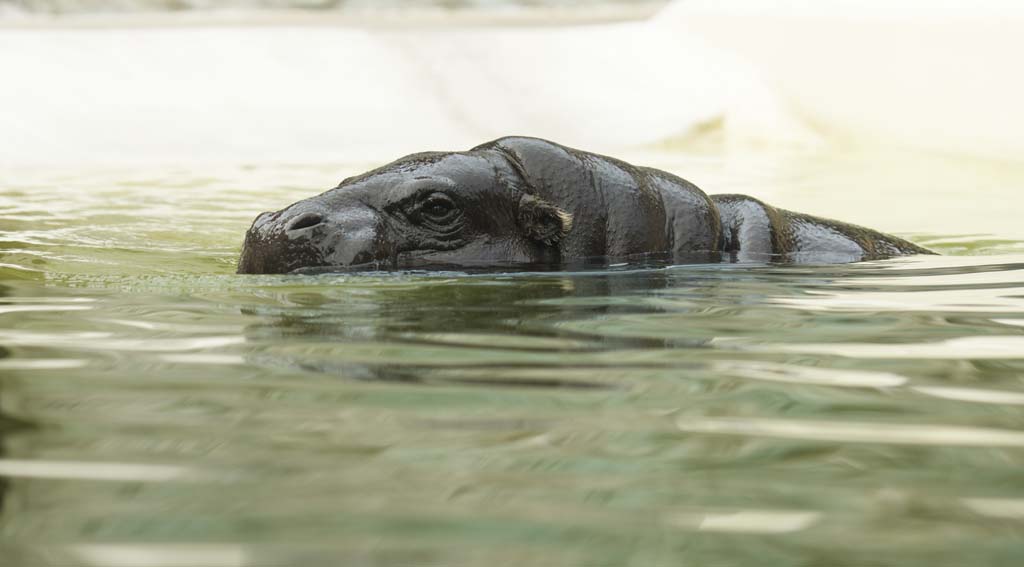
[237,137,721,274]
[238,145,574,274]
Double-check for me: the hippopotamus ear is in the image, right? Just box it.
[518,194,573,246]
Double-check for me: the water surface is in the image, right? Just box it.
[2,148,1024,566]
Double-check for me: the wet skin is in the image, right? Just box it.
[237,137,934,274]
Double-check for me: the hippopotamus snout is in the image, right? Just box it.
[237,201,387,274]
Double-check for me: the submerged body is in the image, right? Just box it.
[237,137,932,274]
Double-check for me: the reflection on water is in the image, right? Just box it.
[2,150,1024,565]
[0,375,7,518]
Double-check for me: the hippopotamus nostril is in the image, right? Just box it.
[287,212,324,232]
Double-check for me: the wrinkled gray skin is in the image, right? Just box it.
[237,137,933,274]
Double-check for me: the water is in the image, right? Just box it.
[2,147,1024,566]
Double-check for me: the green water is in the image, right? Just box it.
[2,148,1024,566]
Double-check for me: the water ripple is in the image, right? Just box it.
[73,545,247,567]
[0,330,245,352]
[666,509,822,534]
[676,417,1024,447]
[912,386,1024,406]
[748,335,1024,359]
[0,459,208,482]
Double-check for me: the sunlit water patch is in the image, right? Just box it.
[2,151,1024,566]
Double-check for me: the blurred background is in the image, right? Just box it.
[3,0,1023,165]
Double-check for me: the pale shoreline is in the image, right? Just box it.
[0,4,665,29]
[4,1,1023,165]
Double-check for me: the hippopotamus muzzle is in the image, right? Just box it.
[237,201,390,274]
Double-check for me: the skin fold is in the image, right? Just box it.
[237,137,934,274]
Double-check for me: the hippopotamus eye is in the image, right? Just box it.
[416,192,460,225]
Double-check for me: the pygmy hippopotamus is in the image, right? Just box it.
[237,137,933,274]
